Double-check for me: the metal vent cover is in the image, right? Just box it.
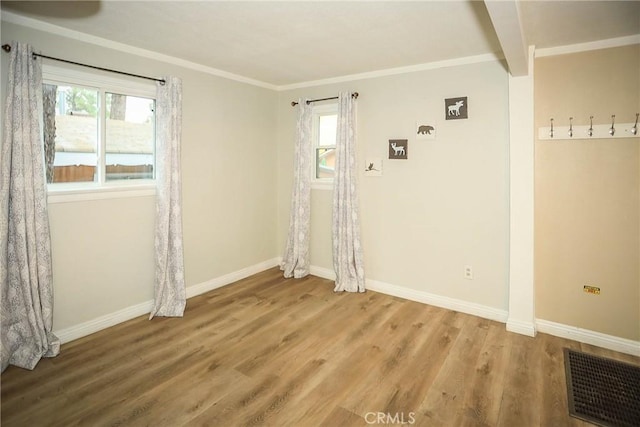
[564,348,640,427]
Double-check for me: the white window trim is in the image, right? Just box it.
[47,182,156,204]
[311,103,338,191]
[42,65,157,202]
[43,65,156,98]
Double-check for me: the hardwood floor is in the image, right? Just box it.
[2,267,638,426]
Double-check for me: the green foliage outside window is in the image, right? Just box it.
[65,87,98,116]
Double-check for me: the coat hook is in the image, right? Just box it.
[609,114,615,136]
[631,113,639,136]
[587,116,594,137]
[568,117,573,137]
[549,118,554,138]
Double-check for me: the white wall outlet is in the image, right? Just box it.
[464,265,473,280]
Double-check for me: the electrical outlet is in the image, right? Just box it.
[464,265,473,280]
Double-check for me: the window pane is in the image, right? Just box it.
[316,148,335,179]
[45,85,98,183]
[105,93,155,181]
[318,114,337,147]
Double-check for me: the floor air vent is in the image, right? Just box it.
[564,348,640,427]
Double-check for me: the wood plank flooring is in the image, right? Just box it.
[2,267,639,426]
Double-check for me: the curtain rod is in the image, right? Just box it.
[2,44,166,85]
[291,92,359,107]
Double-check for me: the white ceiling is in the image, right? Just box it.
[2,1,639,87]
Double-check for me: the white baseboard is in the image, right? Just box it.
[536,319,640,357]
[185,258,280,299]
[55,300,154,344]
[506,318,537,337]
[54,257,281,344]
[310,264,508,324]
[366,278,509,324]
[310,265,335,281]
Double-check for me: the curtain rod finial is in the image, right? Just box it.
[2,44,11,53]
[291,101,298,106]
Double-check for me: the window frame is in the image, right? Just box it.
[42,65,157,203]
[311,103,338,190]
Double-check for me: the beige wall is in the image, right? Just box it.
[278,60,511,310]
[1,21,279,331]
[534,44,640,340]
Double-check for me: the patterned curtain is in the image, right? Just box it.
[281,99,313,278]
[150,76,186,318]
[1,42,60,371]
[332,92,365,292]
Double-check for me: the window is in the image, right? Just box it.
[42,65,156,196]
[312,104,338,188]
[105,92,155,181]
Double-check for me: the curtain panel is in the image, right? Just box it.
[1,42,60,371]
[332,92,365,292]
[281,99,313,278]
[150,76,186,318]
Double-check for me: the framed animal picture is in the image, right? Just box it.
[388,139,408,159]
[445,97,468,120]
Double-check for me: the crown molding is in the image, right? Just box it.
[535,34,640,58]
[1,11,278,90]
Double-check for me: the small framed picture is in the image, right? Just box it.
[445,97,468,120]
[388,139,408,159]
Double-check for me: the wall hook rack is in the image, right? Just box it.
[538,114,640,141]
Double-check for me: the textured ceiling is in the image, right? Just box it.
[2,1,639,87]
